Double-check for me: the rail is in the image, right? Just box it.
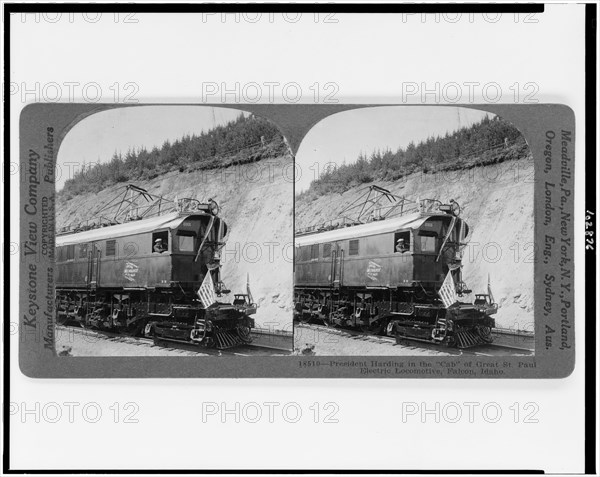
[57,324,292,354]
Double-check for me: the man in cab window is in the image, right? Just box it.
[396,238,408,253]
[154,238,166,253]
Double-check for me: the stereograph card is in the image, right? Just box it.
[17,103,575,378]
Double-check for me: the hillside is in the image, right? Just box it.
[56,153,294,331]
[59,113,287,199]
[299,115,527,200]
[296,147,534,330]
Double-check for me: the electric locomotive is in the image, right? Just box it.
[55,188,256,349]
[294,187,497,348]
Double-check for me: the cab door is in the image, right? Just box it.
[330,242,344,287]
[88,242,101,288]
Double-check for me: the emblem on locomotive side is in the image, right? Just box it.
[123,262,139,282]
[366,261,382,281]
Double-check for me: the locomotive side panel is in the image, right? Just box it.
[294,215,466,291]
[56,215,228,290]
[56,231,173,289]
[56,243,93,288]
[105,252,172,288]
[171,254,207,287]
[295,231,417,289]
[412,254,444,287]
[335,233,414,288]
[294,242,336,287]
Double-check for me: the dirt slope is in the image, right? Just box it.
[56,155,294,330]
[295,156,534,330]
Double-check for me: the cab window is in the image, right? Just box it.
[419,233,437,253]
[297,246,311,262]
[177,232,195,252]
[152,231,169,253]
[394,231,410,253]
[106,240,116,257]
[349,239,359,256]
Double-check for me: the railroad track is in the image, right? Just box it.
[56,325,292,356]
[295,323,534,357]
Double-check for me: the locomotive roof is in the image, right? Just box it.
[56,212,214,246]
[295,212,454,246]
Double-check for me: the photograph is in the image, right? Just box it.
[53,106,294,356]
[293,106,535,356]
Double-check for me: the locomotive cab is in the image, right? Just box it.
[169,215,228,288]
[411,215,469,289]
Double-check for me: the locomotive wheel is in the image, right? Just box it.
[237,324,253,343]
[385,321,396,337]
[360,319,384,335]
[79,316,89,329]
[55,309,70,326]
[476,325,493,343]
[55,298,65,324]
[144,323,155,338]
[125,319,146,337]
[204,337,215,348]
[298,312,312,324]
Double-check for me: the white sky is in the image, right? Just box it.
[56,105,246,190]
[295,106,493,193]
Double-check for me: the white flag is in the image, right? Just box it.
[197,272,216,308]
[246,273,254,304]
[438,271,458,308]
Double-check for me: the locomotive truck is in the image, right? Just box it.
[55,190,256,349]
[294,189,497,348]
